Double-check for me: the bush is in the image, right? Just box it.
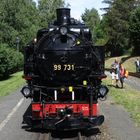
[0,44,23,79]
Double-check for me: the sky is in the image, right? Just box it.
[34,0,107,19]
[65,0,107,19]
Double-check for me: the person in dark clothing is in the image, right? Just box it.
[135,58,140,72]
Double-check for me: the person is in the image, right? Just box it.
[111,59,119,87]
[135,58,140,72]
[119,64,125,88]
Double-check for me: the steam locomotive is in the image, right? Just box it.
[21,8,108,130]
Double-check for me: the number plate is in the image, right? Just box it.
[53,64,75,71]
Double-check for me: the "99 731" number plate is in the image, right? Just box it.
[53,64,75,71]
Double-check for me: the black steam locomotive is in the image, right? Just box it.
[21,8,108,130]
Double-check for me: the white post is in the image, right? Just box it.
[72,91,75,101]
[54,90,57,101]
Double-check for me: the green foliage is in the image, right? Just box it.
[82,8,100,42]
[99,0,140,56]
[94,17,109,45]
[0,0,40,47]
[38,0,65,27]
[0,44,23,79]
[0,0,65,47]
[102,0,136,56]
[129,6,140,55]
[0,0,66,78]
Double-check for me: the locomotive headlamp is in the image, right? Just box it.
[98,86,108,98]
[60,26,68,35]
[21,86,31,98]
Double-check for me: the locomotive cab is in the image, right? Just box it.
[22,8,108,131]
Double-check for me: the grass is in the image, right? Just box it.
[105,55,140,72]
[103,78,140,126]
[0,71,25,97]
[105,55,127,69]
[105,55,140,126]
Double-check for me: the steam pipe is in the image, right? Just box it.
[89,89,93,117]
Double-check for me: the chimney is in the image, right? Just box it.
[56,8,71,25]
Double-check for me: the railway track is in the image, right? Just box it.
[47,130,98,140]
[129,72,140,78]
[35,125,110,140]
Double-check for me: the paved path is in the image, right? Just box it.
[0,89,109,140]
[125,76,140,91]
[103,71,140,140]
[0,81,140,140]
[100,97,140,140]
[106,71,140,90]
[0,89,45,140]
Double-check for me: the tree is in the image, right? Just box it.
[38,0,65,27]
[129,6,140,55]
[0,0,40,47]
[0,0,40,77]
[94,16,109,46]
[82,8,100,43]
[102,0,137,56]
